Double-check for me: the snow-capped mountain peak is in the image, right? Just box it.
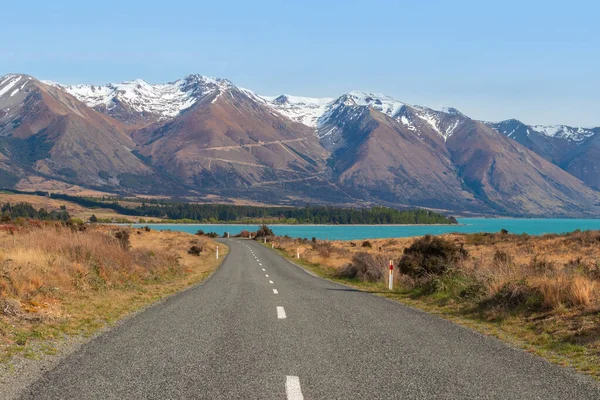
[260,90,467,143]
[46,74,234,123]
[531,124,595,142]
[259,94,334,127]
[342,91,406,117]
[489,119,597,144]
[0,74,32,99]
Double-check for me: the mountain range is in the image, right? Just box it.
[1,72,599,217]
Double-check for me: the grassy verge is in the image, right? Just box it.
[261,233,600,379]
[0,223,227,364]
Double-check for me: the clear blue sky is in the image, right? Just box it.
[2,0,599,126]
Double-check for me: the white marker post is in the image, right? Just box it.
[296,248,300,259]
[271,243,274,249]
[388,260,394,290]
[264,238,266,244]
[216,246,219,260]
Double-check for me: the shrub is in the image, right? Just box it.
[397,235,468,278]
[529,256,555,274]
[195,230,217,238]
[255,224,274,238]
[465,232,494,246]
[188,245,203,256]
[564,230,600,247]
[115,230,130,250]
[361,240,372,248]
[479,280,544,312]
[312,241,334,258]
[336,252,386,282]
[89,214,98,223]
[493,249,513,265]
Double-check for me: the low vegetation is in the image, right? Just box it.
[270,230,600,378]
[1,202,71,222]
[129,203,456,224]
[0,221,226,363]
[3,191,458,225]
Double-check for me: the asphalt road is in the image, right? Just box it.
[20,239,600,399]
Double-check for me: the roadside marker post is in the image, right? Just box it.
[264,238,266,244]
[296,248,300,259]
[216,246,219,260]
[388,260,394,290]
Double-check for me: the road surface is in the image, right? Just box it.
[20,239,600,399]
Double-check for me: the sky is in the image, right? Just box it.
[1,0,599,126]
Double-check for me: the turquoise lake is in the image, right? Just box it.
[128,218,600,241]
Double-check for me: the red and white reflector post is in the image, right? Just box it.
[388,260,394,290]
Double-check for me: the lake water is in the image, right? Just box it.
[128,218,600,241]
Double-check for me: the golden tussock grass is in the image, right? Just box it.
[274,232,600,312]
[0,222,226,362]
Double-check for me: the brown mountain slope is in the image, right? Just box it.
[0,74,154,191]
[446,120,600,216]
[131,85,352,204]
[560,132,600,191]
[327,107,485,211]
[489,120,600,190]
[325,101,600,216]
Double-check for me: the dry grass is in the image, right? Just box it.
[0,222,226,362]
[15,176,114,197]
[275,232,600,311]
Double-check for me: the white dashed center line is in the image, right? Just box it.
[265,274,269,277]
[262,268,266,271]
[277,306,287,319]
[269,280,274,284]
[286,376,304,400]
[273,289,278,294]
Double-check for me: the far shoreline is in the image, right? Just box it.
[117,223,464,227]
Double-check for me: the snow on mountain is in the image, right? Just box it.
[489,119,598,144]
[0,74,26,98]
[258,94,333,127]
[38,73,599,146]
[340,91,406,117]
[260,90,465,142]
[531,125,596,142]
[45,75,233,121]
